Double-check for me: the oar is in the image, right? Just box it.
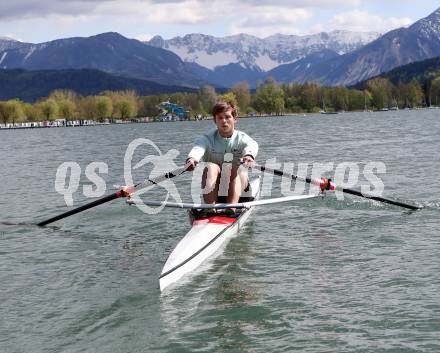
[37,165,189,227]
[252,164,421,211]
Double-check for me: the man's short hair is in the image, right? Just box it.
[212,101,238,119]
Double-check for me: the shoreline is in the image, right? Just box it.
[1,107,438,131]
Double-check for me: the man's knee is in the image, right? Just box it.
[237,164,249,185]
[202,163,221,189]
[203,163,221,179]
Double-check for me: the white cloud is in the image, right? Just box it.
[135,33,154,41]
[96,0,210,25]
[230,7,312,37]
[0,0,424,42]
[93,0,315,30]
[227,0,361,6]
[388,16,414,29]
[4,33,24,42]
[50,13,97,26]
[0,0,105,20]
[0,0,360,21]
[312,10,413,33]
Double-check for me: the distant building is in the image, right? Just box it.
[158,101,189,121]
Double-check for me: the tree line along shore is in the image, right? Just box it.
[1,77,439,128]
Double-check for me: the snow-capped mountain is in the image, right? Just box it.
[0,37,30,52]
[0,32,203,87]
[2,6,439,92]
[298,7,440,86]
[147,31,380,72]
[410,6,440,41]
[267,49,340,83]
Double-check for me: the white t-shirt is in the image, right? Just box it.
[188,129,258,166]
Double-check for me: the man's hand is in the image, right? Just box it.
[241,155,255,168]
[185,157,198,171]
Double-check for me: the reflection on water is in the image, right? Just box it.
[159,223,264,351]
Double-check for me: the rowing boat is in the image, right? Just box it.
[125,178,319,291]
[159,177,262,291]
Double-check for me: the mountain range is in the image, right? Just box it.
[0,68,195,102]
[147,31,379,71]
[1,7,440,98]
[0,37,29,52]
[0,33,202,87]
[354,56,440,89]
[294,7,440,86]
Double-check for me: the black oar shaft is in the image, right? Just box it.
[338,188,420,210]
[254,164,420,211]
[37,193,119,226]
[37,165,188,227]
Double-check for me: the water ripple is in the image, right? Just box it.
[1,112,440,352]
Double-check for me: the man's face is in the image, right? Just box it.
[214,109,236,137]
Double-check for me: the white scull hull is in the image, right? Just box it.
[159,178,261,291]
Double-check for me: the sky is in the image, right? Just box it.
[0,0,439,43]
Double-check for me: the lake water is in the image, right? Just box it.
[1,110,440,353]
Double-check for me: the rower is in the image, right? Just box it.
[186,101,259,206]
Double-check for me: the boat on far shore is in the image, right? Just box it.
[320,110,339,115]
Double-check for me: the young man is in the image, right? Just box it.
[186,101,258,205]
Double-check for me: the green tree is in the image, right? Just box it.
[363,90,373,110]
[0,100,26,124]
[429,77,440,106]
[199,85,217,115]
[138,96,162,118]
[396,81,423,108]
[231,82,251,113]
[78,96,96,120]
[57,99,76,120]
[182,93,203,117]
[0,102,7,124]
[23,103,42,122]
[300,83,321,112]
[281,83,303,112]
[346,89,366,111]
[170,92,185,107]
[366,78,393,110]
[327,87,350,111]
[114,99,137,120]
[104,91,138,120]
[39,99,59,120]
[253,77,285,115]
[94,96,113,121]
[49,89,77,102]
[217,92,238,111]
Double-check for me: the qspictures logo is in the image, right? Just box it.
[54,139,387,214]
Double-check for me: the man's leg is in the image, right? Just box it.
[201,163,221,204]
[226,164,249,204]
